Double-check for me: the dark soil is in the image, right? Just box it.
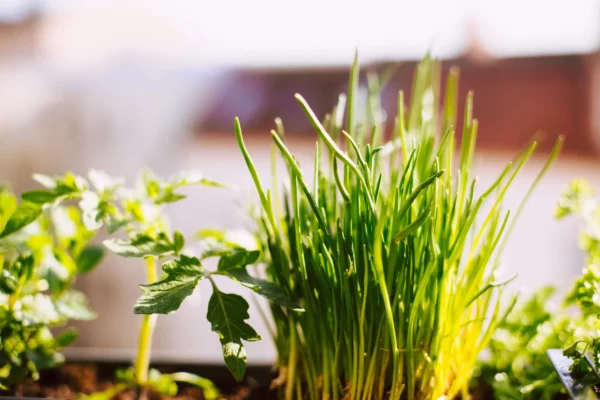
[0,364,524,400]
[0,362,279,400]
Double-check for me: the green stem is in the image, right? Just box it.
[285,317,297,400]
[134,257,158,385]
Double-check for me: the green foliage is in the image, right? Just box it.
[128,233,301,381]
[476,287,570,399]
[207,284,261,381]
[134,255,205,314]
[235,56,561,400]
[30,168,297,384]
[103,232,182,259]
[0,202,42,239]
[556,180,600,374]
[0,186,101,389]
[478,179,600,398]
[19,169,226,397]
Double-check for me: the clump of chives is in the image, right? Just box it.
[235,55,563,400]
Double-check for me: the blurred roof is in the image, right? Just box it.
[0,0,599,69]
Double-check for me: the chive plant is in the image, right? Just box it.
[0,184,101,389]
[234,55,563,400]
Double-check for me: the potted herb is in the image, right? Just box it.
[229,55,562,399]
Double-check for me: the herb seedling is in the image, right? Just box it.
[235,55,562,399]
[22,170,223,398]
[25,169,301,398]
[0,185,101,390]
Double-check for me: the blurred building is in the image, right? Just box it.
[0,0,599,366]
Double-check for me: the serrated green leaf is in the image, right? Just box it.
[134,275,201,315]
[103,234,174,258]
[54,290,97,321]
[206,286,261,381]
[0,202,42,238]
[21,190,61,204]
[76,246,104,273]
[218,248,260,270]
[215,267,302,311]
[162,254,203,275]
[134,255,203,314]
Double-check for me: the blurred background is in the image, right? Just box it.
[0,0,599,367]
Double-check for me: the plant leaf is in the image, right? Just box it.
[76,246,105,273]
[207,286,261,381]
[134,255,203,314]
[171,171,227,189]
[218,248,260,271]
[20,294,61,325]
[215,267,303,311]
[173,230,185,254]
[107,217,128,234]
[0,202,42,238]
[155,189,187,204]
[55,328,79,348]
[103,234,174,258]
[0,190,17,232]
[79,191,103,231]
[21,190,61,204]
[54,290,97,321]
[32,173,57,189]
